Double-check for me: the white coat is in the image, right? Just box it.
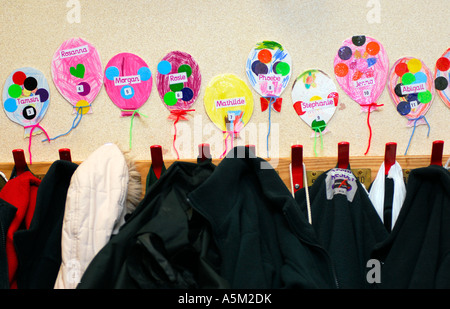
[54,143,141,289]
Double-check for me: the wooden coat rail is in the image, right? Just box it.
[0,141,447,196]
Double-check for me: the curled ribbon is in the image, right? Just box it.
[404,115,430,155]
[168,109,195,160]
[360,102,384,155]
[24,123,51,164]
[120,109,148,149]
[42,104,92,142]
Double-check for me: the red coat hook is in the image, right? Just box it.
[291,145,304,192]
[384,142,397,175]
[337,142,350,169]
[430,140,444,166]
[150,145,164,179]
[12,149,27,176]
[198,143,211,162]
[59,148,72,162]
[245,144,256,156]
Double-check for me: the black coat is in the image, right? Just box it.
[370,165,450,288]
[188,147,338,288]
[78,158,227,289]
[295,166,389,288]
[14,160,78,289]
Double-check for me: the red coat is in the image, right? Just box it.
[0,171,41,289]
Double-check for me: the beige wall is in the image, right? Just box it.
[0,0,449,163]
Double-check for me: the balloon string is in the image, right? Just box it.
[313,124,326,157]
[120,109,148,149]
[169,109,195,160]
[404,115,430,155]
[360,102,384,155]
[42,105,91,142]
[266,97,277,158]
[220,130,238,159]
[24,123,51,165]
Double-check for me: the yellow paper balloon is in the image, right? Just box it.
[204,74,254,132]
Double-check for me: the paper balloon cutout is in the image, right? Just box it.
[104,52,153,149]
[292,69,339,156]
[246,41,292,157]
[156,51,201,159]
[334,35,389,155]
[2,67,51,163]
[388,57,435,155]
[434,48,450,109]
[49,37,103,140]
[204,74,254,158]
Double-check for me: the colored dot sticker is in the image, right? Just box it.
[8,84,22,98]
[352,35,366,46]
[158,61,172,75]
[413,72,427,84]
[163,91,177,106]
[105,66,120,81]
[12,71,26,85]
[273,61,290,76]
[435,76,448,91]
[4,98,18,113]
[76,82,91,96]
[418,90,432,103]
[138,66,152,81]
[401,72,415,85]
[436,57,450,72]
[366,42,380,56]
[170,83,184,92]
[178,64,192,78]
[397,101,411,115]
[394,83,406,97]
[181,87,194,101]
[75,99,91,115]
[407,58,422,74]
[338,46,352,60]
[23,77,38,91]
[22,105,37,120]
[120,85,135,99]
[257,49,272,64]
[334,63,349,77]
[251,61,268,75]
[395,62,409,77]
[35,88,49,102]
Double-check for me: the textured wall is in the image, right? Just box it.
[0,0,449,163]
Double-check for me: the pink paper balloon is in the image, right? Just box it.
[51,37,103,113]
[156,50,201,111]
[104,52,152,117]
[334,35,389,112]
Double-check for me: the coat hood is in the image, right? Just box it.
[54,143,141,289]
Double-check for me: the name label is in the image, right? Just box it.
[301,98,335,112]
[354,77,375,88]
[401,83,427,95]
[114,75,141,86]
[17,96,41,105]
[60,45,89,59]
[215,97,246,109]
[169,72,188,84]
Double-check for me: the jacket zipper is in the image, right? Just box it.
[283,211,340,289]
